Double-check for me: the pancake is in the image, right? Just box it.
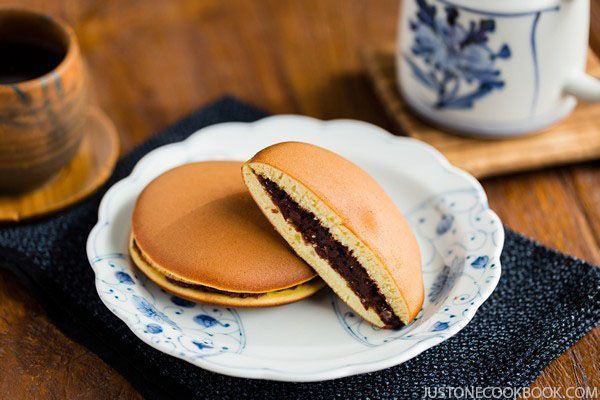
[242,142,424,328]
[130,161,323,307]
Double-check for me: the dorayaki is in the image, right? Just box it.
[242,142,424,328]
[130,161,323,307]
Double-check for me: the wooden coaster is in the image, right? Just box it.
[0,108,119,222]
[363,45,600,178]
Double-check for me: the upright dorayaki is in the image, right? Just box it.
[130,161,323,307]
[242,142,424,328]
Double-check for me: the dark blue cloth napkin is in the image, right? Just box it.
[0,97,598,400]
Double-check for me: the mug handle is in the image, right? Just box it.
[564,74,600,102]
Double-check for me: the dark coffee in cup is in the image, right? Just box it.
[0,9,87,193]
[0,40,65,84]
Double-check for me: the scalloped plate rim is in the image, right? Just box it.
[86,114,504,382]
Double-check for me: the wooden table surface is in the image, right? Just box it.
[0,1,598,398]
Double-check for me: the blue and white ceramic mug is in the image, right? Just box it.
[397,0,600,137]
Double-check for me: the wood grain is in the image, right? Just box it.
[363,46,600,178]
[0,108,119,221]
[0,9,89,192]
[0,1,597,399]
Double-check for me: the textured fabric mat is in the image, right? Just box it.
[0,97,598,400]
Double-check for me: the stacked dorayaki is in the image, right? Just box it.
[130,143,424,329]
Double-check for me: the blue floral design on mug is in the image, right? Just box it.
[405,0,511,109]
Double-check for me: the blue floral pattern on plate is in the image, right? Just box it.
[93,256,245,358]
[405,0,511,109]
[87,115,503,381]
[333,189,501,346]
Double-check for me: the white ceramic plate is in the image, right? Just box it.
[87,115,503,382]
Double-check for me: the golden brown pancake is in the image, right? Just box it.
[242,142,424,328]
[130,161,323,307]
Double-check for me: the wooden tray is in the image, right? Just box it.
[363,45,600,178]
[0,108,119,222]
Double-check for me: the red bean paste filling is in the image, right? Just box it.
[133,239,304,298]
[165,276,264,298]
[164,276,302,298]
[257,175,403,328]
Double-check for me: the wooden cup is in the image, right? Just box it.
[0,9,87,193]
